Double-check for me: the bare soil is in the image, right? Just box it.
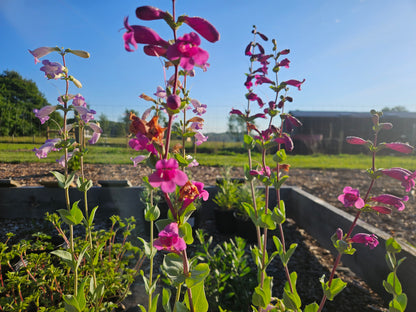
[2,162,415,311]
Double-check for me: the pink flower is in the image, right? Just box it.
[40,60,64,80]
[277,58,290,68]
[283,79,306,91]
[190,122,203,131]
[350,233,379,249]
[166,32,209,71]
[195,132,208,145]
[255,75,274,86]
[28,47,58,64]
[181,16,220,43]
[72,94,86,107]
[154,86,167,99]
[275,133,294,152]
[73,106,96,123]
[230,109,245,117]
[279,49,290,55]
[135,6,167,20]
[33,105,57,124]
[87,122,103,145]
[148,158,188,193]
[346,136,368,145]
[285,115,302,132]
[338,186,365,209]
[383,142,413,154]
[130,155,147,167]
[370,194,409,212]
[33,138,61,159]
[382,167,416,192]
[191,99,207,116]
[122,16,168,53]
[129,134,157,155]
[250,166,271,177]
[153,223,186,253]
[180,180,209,210]
[167,94,181,110]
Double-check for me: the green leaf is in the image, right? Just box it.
[162,288,172,312]
[275,175,288,189]
[283,272,301,309]
[243,134,256,150]
[260,212,276,230]
[149,293,160,312]
[320,276,347,301]
[272,200,286,224]
[384,272,402,295]
[163,253,186,286]
[252,276,272,308]
[57,201,84,226]
[155,219,172,233]
[88,206,99,227]
[274,149,287,163]
[50,249,74,270]
[179,222,194,245]
[184,282,208,312]
[282,243,298,266]
[51,170,75,189]
[174,302,189,312]
[138,237,157,258]
[386,237,402,253]
[63,294,81,312]
[186,263,210,288]
[304,302,319,312]
[137,304,147,312]
[389,294,408,312]
[174,153,189,167]
[145,204,161,222]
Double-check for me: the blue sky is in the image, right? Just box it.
[1,0,415,133]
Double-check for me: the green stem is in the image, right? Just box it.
[148,220,154,311]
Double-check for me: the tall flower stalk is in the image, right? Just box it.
[122,1,218,310]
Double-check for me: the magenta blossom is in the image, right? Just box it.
[28,47,58,64]
[153,223,186,253]
[33,138,61,159]
[195,132,208,146]
[370,194,409,212]
[40,60,64,80]
[275,133,294,152]
[277,58,290,68]
[148,158,188,193]
[346,136,368,145]
[180,16,220,43]
[350,233,379,249]
[285,115,302,132]
[338,186,365,209]
[129,134,157,155]
[181,180,209,210]
[383,142,413,154]
[122,16,168,53]
[167,94,181,111]
[382,167,416,192]
[279,49,290,55]
[166,32,209,71]
[283,79,306,91]
[191,99,207,116]
[33,105,57,124]
[250,166,271,177]
[190,122,203,131]
[255,75,274,86]
[230,109,245,117]
[135,6,167,20]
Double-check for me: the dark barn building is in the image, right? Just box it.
[287,111,416,154]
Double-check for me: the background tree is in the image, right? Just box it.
[382,106,409,112]
[0,70,62,136]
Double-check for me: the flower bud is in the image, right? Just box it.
[167,94,181,110]
[136,6,167,20]
[67,49,90,58]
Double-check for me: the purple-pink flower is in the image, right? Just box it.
[195,132,208,146]
[40,60,64,80]
[153,223,186,253]
[338,186,365,209]
[148,158,188,193]
[180,16,220,43]
[350,233,379,249]
[129,134,157,155]
[383,142,413,154]
[87,122,103,144]
[33,138,61,159]
[382,167,416,192]
[166,94,181,110]
[191,99,207,116]
[285,115,302,132]
[370,194,409,212]
[130,155,147,167]
[166,32,209,71]
[28,47,58,64]
[346,136,368,145]
[283,79,306,91]
[72,94,86,107]
[154,86,167,99]
[275,133,294,152]
[277,58,290,68]
[33,105,57,124]
[73,106,96,123]
[135,6,167,21]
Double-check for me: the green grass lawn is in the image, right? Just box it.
[1,141,415,169]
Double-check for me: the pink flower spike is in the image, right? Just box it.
[346,136,367,145]
[153,223,186,253]
[371,194,409,211]
[28,47,58,64]
[338,186,365,209]
[384,142,414,154]
[148,158,188,193]
[350,233,379,249]
[181,16,220,43]
[33,138,61,159]
[136,6,167,20]
[382,168,416,192]
[284,79,306,91]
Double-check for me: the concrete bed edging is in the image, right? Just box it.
[0,184,415,307]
